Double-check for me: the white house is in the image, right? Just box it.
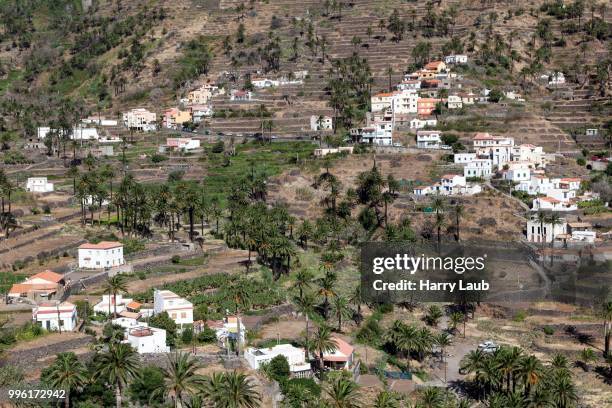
[123,108,157,132]
[26,177,54,193]
[454,153,477,164]
[396,79,421,91]
[33,301,77,332]
[71,127,100,140]
[190,105,214,123]
[392,89,418,116]
[371,92,395,113]
[245,344,311,377]
[413,185,433,196]
[515,175,556,196]
[154,289,193,326]
[162,138,201,152]
[503,167,531,182]
[548,71,565,86]
[439,174,466,195]
[447,95,463,109]
[416,131,442,149]
[526,217,568,243]
[431,174,482,196]
[511,144,546,168]
[37,127,99,140]
[464,159,493,179]
[532,197,578,212]
[410,117,438,130]
[94,294,137,316]
[78,241,124,269]
[125,326,170,354]
[322,336,355,370]
[251,77,279,88]
[350,121,393,146]
[230,90,253,101]
[82,116,118,126]
[314,147,353,157]
[445,54,467,64]
[310,115,333,131]
[473,133,514,167]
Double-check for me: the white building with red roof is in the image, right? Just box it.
[33,301,77,331]
[322,336,355,370]
[532,196,578,212]
[8,270,65,301]
[126,326,170,354]
[78,241,124,269]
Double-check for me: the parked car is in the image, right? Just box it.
[478,340,498,353]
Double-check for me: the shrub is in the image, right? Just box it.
[171,255,181,264]
[151,154,168,163]
[543,326,554,335]
[197,325,217,343]
[181,327,193,344]
[576,157,586,166]
[267,355,290,382]
[513,310,527,322]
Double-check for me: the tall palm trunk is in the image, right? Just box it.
[115,385,121,408]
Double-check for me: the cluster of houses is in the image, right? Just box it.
[346,57,466,146]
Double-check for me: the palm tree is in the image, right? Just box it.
[317,272,337,319]
[431,195,445,215]
[552,375,578,408]
[202,371,260,408]
[331,295,352,332]
[293,292,317,361]
[460,349,486,377]
[153,352,205,408]
[227,279,252,356]
[578,348,596,371]
[449,311,464,334]
[453,203,464,241]
[386,65,394,92]
[424,305,443,327]
[349,285,363,324]
[434,211,446,250]
[373,390,400,408]
[601,301,612,357]
[417,387,444,408]
[436,332,452,363]
[294,269,314,300]
[46,352,88,408]
[94,343,140,408]
[102,275,129,318]
[536,211,547,255]
[518,354,544,396]
[324,377,361,408]
[547,213,562,266]
[312,325,337,373]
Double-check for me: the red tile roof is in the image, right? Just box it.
[29,270,64,283]
[322,336,355,362]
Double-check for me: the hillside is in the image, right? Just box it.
[0,0,609,144]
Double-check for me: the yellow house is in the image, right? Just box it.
[163,108,192,129]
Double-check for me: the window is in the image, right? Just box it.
[181,312,186,319]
